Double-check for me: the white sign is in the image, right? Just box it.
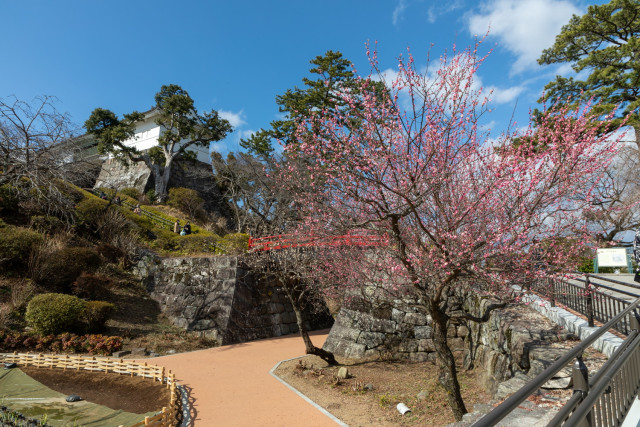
[596,248,628,267]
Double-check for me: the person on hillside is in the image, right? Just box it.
[99,191,107,200]
[133,204,141,215]
[183,221,192,235]
[113,196,121,206]
[173,219,181,234]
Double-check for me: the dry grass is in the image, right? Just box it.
[275,354,490,426]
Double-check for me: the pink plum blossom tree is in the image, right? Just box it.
[281,41,623,420]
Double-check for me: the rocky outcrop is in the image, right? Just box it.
[133,253,333,344]
[94,158,152,195]
[93,158,230,216]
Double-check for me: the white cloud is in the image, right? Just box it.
[392,0,407,26]
[427,0,464,24]
[486,85,525,104]
[467,0,581,74]
[240,129,256,140]
[218,110,246,128]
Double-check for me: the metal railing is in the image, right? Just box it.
[472,298,640,426]
[90,189,174,229]
[89,189,228,254]
[536,275,640,335]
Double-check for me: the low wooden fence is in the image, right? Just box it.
[0,352,180,427]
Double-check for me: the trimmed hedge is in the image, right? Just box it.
[25,293,86,335]
[75,196,109,227]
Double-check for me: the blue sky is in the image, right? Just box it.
[1,0,604,155]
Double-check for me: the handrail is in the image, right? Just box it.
[587,273,640,293]
[472,295,640,427]
[90,189,175,228]
[572,277,640,299]
[562,331,640,426]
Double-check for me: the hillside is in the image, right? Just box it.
[0,182,245,355]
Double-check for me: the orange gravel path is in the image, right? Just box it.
[151,330,337,426]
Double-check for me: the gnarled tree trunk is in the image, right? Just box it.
[430,300,467,421]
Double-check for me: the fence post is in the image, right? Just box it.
[585,275,594,327]
[631,311,640,332]
[549,278,556,308]
[572,354,593,427]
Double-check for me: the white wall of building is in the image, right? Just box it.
[117,112,212,164]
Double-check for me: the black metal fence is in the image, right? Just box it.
[473,275,640,427]
[472,298,640,426]
[535,275,640,335]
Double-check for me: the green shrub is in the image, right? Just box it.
[72,272,113,299]
[25,293,86,335]
[221,233,249,254]
[120,187,140,200]
[168,187,205,219]
[29,215,66,234]
[84,300,116,333]
[145,189,157,204]
[34,247,101,291]
[0,184,19,213]
[0,226,43,271]
[75,197,109,227]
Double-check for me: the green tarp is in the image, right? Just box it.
[0,368,156,427]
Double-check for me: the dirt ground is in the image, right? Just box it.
[274,354,490,427]
[20,366,170,414]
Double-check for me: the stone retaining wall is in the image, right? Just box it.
[133,253,332,344]
[323,291,575,394]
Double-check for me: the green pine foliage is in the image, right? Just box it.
[538,0,640,139]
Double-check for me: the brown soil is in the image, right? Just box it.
[20,366,170,414]
[274,354,490,426]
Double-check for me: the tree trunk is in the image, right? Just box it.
[151,162,172,203]
[430,302,467,421]
[285,288,337,365]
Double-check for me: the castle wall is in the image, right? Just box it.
[132,253,333,345]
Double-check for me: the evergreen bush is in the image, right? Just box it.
[25,293,86,335]
[83,300,116,333]
[168,187,205,219]
[221,233,250,254]
[120,187,140,200]
[0,226,43,271]
[34,247,101,291]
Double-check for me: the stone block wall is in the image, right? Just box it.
[323,291,574,394]
[133,252,332,344]
[323,296,466,362]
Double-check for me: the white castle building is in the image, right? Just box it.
[110,108,211,164]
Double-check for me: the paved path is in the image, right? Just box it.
[150,330,336,427]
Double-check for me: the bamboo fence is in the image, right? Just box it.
[0,352,180,427]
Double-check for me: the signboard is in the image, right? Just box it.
[596,248,628,267]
